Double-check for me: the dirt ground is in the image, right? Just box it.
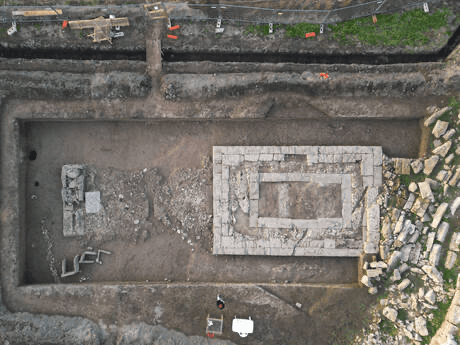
[22,118,421,285]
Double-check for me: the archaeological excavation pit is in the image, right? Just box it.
[14,118,421,286]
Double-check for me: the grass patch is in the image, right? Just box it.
[330,7,452,47]
[380,318,398,337]
[427,298,452,338]
[284,22,321,38]
[397,308,408,321]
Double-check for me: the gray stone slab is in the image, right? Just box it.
[85,191,100,214]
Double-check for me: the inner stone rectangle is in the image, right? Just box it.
[258,182,342,219]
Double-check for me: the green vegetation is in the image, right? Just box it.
[331,7,452,46]
[243,6,454,47]
[380,319,398,337]
[33,23,40,31]
[426,298,452,338]
[397,308,408,321]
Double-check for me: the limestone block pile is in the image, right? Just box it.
[354,105,460,345]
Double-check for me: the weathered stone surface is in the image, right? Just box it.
[437,222,450,242]
[418,181,435,202]
[408,181,418,192]
[450,233,460,252]
[368,287,378,295]
[446,305,460,325]
[403,193,416,211]
[411,159,424,174]
[411,197,430,218]
[430,321,458,345]
[446,153,455,164]
[381,217,391,240]
[445,251,457,270]
[370,261,387,269]
[436,170,449,183]
[432,120,449,138]
[425,289,436,305]
[394,158,411,175]
[400,244,414,262]
[398,278,411,291]
[415,316,429,337]
[422,265,443,284]
[451,197,460,215]
[449,167,460,186]
[391,269,401,282]
[429,244,442,267]
[424,106,451,127]
[85,191,101,214]
[427,232,436,252]
[423,155,440,176]
[361,275,372,288]
[431,203,448,229]
[433,140,452,157]
[382,307,398,323]
[443,128,456,141]
[387,251,401,270]
[393,213,406,234]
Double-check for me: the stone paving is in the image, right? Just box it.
[212,146,382,256]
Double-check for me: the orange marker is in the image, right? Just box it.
[169,25,180,31]
[305,32,316,38]
[62,20,68,29]
[372,15,377,24]
[167,34,178,39]
[320,73,329,79]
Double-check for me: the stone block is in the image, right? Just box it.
[449,167,460,187]
[424,106,451,127]
[432,140,452,157]
[431,203,448,229]
[394,158,411,175]
[432,120,449,138]
[362,176,373,187]
[324,239,335,249]
[445,251,457,270]
[244,153,260,162]
[449,233,460,252]
[437,222,450,242]
[423,155,440,176]
[422,265,443,284]
[259,153,273,161]
[418,181,435,202]
[387,251,401,270]
[382,307,397,322]
[403,193,416,211]
[398,278,411,291]
[411,159,424,174]
[429,244,442,267]
[361,154,373,176]
[373,166,382,186]
[373,147,382,166]
[411,197,430,218]
[451,197,460,215]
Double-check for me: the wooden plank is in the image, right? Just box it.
[13,9,63,16]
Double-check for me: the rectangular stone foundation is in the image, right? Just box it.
[212,146,382,256]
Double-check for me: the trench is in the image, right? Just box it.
[0,24,459,63]
[20,118,421,285]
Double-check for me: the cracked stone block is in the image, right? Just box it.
[423,155,440,176]
[436,222,450,242]
[429,244,442,267]
[432,120,449,138]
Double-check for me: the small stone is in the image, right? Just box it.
[403,193,416,211]
[399,263,409,273]
[433,140,452,157]
[408,182,418,192]
[425,289,436,305]
[361,275,372,288]
[446,153,455,165]
[427,232,436,252]
[391,269,401,282]
[418,181,435,202]
[296,302,302,308]
[370,261,388,269]
[398,278,411,291]
[432,120,449,138]
[368,287,378,295]
[449,167,460,186]
[134,219,139,225]
[433,139,442,148]
[436,170,449,183]
[443,128,456,141]
[383,307,398,322]
[415,316,429,336]
[366,268,383,278]
[424,155,440,176]
[411,197,430,218]
[411,159,424,174]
